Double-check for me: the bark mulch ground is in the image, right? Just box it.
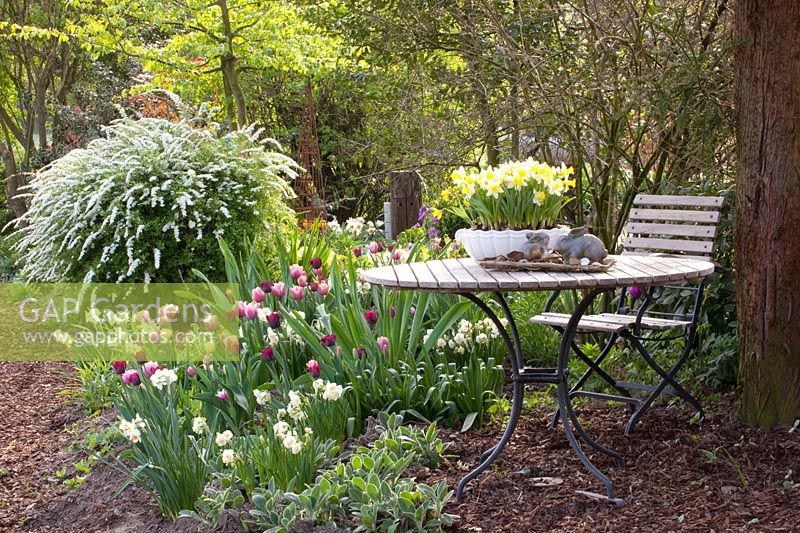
[2,361,799,532]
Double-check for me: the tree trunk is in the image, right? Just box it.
[0,142,28,220]
[218,0,247,129]
[734,0,800,427]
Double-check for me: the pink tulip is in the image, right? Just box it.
[290,285,304,300]
[216,389,229,401]
[252,287,266,303]
[289,264,304,279]
[142,361,160,378]
[392,250,401,261]
[306,359,320,378]
[377,336,389,353]
[297,275,308,287]
[313,267,323,277]
[186,366,197,378]
[121,369,140,386]
[368,241,381,254]
[243,302,258,320]
[111,360,126,375]
[318,283,330,296]
[271,282,287,298]
[353,248,362,257]
[236,301,247,318]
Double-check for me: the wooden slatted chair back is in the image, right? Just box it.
[622,194,725,258]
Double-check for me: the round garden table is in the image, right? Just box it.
[361,254,716,504]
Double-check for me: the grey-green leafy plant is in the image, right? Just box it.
[247,413,456,532]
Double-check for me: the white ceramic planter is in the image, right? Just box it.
[455,227,570,261]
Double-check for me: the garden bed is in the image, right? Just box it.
[3,362,798,532]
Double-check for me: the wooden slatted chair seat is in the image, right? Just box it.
[531,193,724,333]
[530,312,692,332]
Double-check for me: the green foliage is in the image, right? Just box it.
[10,118,296,283]
[114,365,210,518]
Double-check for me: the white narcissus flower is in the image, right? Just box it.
[150,368,178,390]
[273,421,289,437]
[322,381,344,401]
[436,338,447,349]
[454,332,467,345]
[312,379,325,393]
[192,416,208,434]
[221,449,237,466]
[215,430,233,447]
[253,389,270,406]
[119,417,144,443]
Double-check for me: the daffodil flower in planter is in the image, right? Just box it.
[450,158,576,261]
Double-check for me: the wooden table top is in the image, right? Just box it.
[360,254,715,292]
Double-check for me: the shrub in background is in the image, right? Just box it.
[10,118,297,282]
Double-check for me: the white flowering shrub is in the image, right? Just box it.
[11,118,297,282]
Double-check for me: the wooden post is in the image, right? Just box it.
[389,171,422,237]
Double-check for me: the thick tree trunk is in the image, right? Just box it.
[734,0,800,427]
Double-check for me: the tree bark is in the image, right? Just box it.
[734,0,800,427]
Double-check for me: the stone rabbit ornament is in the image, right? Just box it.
[553,226,609,264]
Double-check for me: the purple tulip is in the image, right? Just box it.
[356,347,366,358]
[629,286,642,299]
[216,389,229,401]
[252,287,266,303]
[121,369,141,386]
[142,361,160,378]
[377,336,389,354]
[267,311,281,329]
[290,285,304,300]
[259,280,273,293]
[309,282,319,293]
[261,346,275,361]
[310,257,322,269]
[353,248,362,258]
[186,366,197,378]
[320,334,337,347]
[390,306,396,318]
[306,359,320,378]
[271,282,287,298]
[364,309,378,325]
[111,360,127,375]
[289,264,304,280]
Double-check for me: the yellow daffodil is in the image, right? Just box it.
[441,188,451,201]
[534,190,546,205]
[432,208,443,219]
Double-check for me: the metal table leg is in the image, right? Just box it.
[456,290,624,505]
[557,288,624,504]
[456,292,525,501]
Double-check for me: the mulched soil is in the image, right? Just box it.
[1,361,799,532]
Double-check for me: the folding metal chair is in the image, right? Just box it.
[530,194,725,434]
